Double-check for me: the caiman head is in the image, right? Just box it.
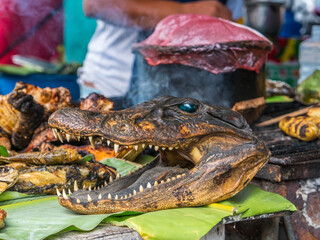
[48,96,270,214]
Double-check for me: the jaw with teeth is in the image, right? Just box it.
[56,134,268,214]
[56,155,192,214]
[48,96,270,214]
[51,128,180,155]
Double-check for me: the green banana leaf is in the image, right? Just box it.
[0,158,296,240]
[0,65,37,76]
[100,158,140,176]
[0,184,296,240]
[104,184,296,240]
[100,155,154,177]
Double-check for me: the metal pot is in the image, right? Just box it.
[124,52,266,109]
[244,0,286,37]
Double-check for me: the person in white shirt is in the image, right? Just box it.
[78,0,243,103]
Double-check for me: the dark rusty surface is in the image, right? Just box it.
[253,121,320,181]
[250,102,320,239]
[255,164,282,182]
[253,178,320,240]
[256,160,320,182]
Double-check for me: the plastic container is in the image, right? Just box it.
[0,73,80,101]
[298,25,320,84]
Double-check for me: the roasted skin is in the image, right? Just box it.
[0,148,117,195]
[80,92,113,113]
[279,116,319,141]
[0,82,72,150]
[7,161,116,195]
[0,209,6,229]
[48,96,270,214]
[307,105,320,118]
[0,166,19,194]
[0,148,83,165]
[22,93,114,153]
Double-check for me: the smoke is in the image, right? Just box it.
[85,1,143,30]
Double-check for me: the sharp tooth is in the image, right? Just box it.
[154,146,159,151]
[87,194,92,202]
[121,196,123,200]
[124,195,127,199]
[107,140,111,146]
[104,181,108,186]
[134,145,139,151]
[57,131,63,143]
[52,128,58,138]
[169,147,173,150]
[68,188,72,195]
[73,180,79,192]
[93,187,96,191]
[172,177,176,181]
[114,144,119,153]
[101,137,104,140]
[108,193,112,200]
[161,180,165,184]
[139,185,144,192]
[129,193,132,197]
[116,173,120,179]
[149,145,153,149]
[133,190,137,195]
[89,136,95,148]
[182,173,186,177]
[142,144,146,148]
[98,194,102,200]
[166,178,171,182]
[175,147,179,149]
[162,147,166,150]
[176,175,181,179]
[125,146,129,148]
[115,195,118,200]
[147,182,152,188]
[77,136,81,141]
[109,176,113,183]
[62,189,68,199]
[88,186,92,191]
[56,188,61,196]
[83,184,86,190]
[97,186,100,190]
[154,181,158,186]
[76,198,81,204]
[66,134,71,142]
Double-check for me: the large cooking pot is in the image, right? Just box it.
[124,51,266,109]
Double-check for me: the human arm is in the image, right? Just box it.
[83,0,232,29]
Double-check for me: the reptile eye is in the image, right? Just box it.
[178,103,198,113]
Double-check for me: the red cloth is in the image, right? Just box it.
[0,0,63,64]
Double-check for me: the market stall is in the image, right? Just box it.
[2,0,320,239]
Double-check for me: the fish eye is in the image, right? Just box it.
[178,103,198,113]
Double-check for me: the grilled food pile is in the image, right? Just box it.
[0,83,120,196]
[279,105,320,141]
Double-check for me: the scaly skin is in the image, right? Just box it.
[48,96,270,214]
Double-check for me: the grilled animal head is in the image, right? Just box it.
[48,96,270,214]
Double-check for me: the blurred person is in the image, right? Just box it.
[78,0,243,100]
